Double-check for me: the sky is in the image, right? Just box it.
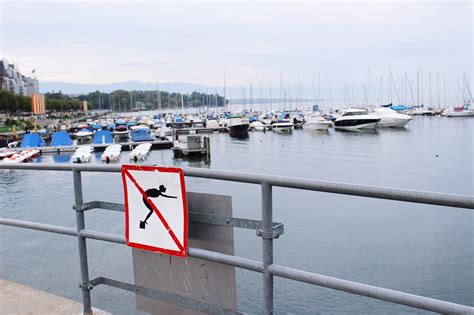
[0,0,472,95]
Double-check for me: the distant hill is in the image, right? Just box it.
[39,80,211,94]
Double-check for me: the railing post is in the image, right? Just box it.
[73,170,93,315]
[261,183,273,314]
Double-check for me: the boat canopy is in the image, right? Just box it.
[92,130,113,144]
[391,105,410,111]
[21,133,45,148]
[278,112,290,120]
[131,129,154,142]
[79,128,91,133]
[50,131,73,146]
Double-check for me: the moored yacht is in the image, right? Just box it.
[371,107,412,127]
[334,109,380,130]
[227,116,250,139]
[303,114,332,130]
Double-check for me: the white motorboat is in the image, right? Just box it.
[206,119,220,131]
[442,105,474,117]
[249,121,266,131]
[334,109,380,130]
[271,119,293,133]
[303,115,332,130]
[75,128,94,144]
[129,143,152,161]
[154,124,172,137]
[101,144,122,163]
[72,146,93,163]
[372,107,412,127]
[2,149,40,163]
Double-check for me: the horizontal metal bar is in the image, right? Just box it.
[90,277,240,315]
[268,265,474,314]
[0,217,78,236]
[1,163,472,209]
[82,200,284,236]
[0,218,263,272]
[188,247,263,273]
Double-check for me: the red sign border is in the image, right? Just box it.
[122,164,188,257]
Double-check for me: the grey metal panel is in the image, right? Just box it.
[133,191,237,315]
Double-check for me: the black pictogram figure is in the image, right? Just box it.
[139,185,177,229]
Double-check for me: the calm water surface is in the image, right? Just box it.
[1,116,473,314]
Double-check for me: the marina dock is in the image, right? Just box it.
[10,139,173,154]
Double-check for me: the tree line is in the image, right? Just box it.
[0,89,228,114]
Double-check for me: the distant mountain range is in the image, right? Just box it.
[39,80,215,95]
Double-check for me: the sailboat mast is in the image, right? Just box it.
[429,72,432,107]
[437,73,440,108]
[416,68,419,107]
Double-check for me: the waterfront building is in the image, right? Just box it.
[0,59,39,96]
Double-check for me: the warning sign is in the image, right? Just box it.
[122,165,188,257]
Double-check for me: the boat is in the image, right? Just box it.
[206,119,220,131]
[154,122,172,137]
[75,128,94,144]
[130,126,154,142]
[129,143,152,162]
[3,149,40,163]
[372,107,412,127]
[20,133,45,148]
[101,144,122,163]
[50,131,73,147]
[72,146,93,163]
[0,150,16,159]
[303,115,332,130]
[227,116,250,139]
[92,130,113,145]
[442,104,474,117]
[113,124,130,143]
[334,109,380,130]
[249,121,266,131]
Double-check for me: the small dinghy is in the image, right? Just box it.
[101,144,122,163]
[129,143,152,162]
[72,146,93,163]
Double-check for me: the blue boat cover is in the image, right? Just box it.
[50,131,73,146]
[391,105,410,111]
[131,129,154,142]
[21,133,45,147]
[174,116,184,123]
[92,130,113,144]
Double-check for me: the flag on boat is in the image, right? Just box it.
[31,93,46,114]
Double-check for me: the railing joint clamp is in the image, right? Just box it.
[73,204,89,212]
[256,229,280,239]
[79,282,94,290]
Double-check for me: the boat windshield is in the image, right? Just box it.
[343,111,368,116]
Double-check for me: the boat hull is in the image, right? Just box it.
[303,122,332,130]
[334,119,379,130]
[377,118,411,127]
[445,111,474,117]
[228,124,250,139]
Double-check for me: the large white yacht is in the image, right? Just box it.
[371,107,412,127]
[334,109,380,130]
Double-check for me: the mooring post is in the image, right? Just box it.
[73,169,93,315]
[261,183,273,314]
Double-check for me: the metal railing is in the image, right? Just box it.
[1,163,473,315]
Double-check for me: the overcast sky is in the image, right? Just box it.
[1,0,472,89]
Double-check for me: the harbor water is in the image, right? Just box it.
[1,116,473,314]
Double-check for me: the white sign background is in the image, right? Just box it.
[122,165,187,256]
